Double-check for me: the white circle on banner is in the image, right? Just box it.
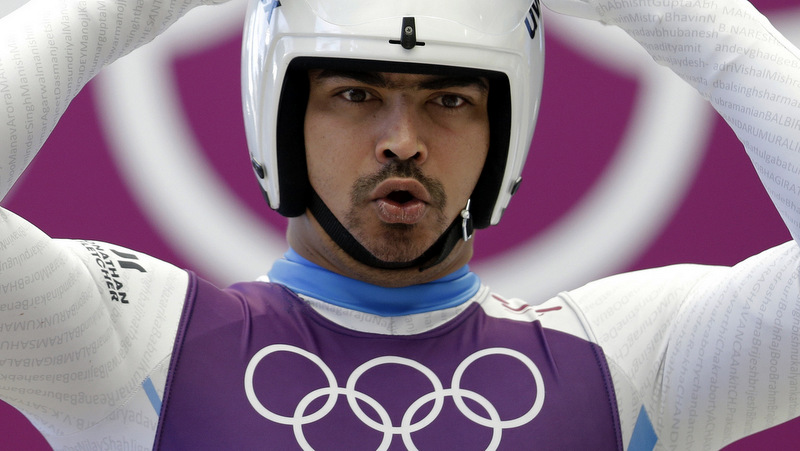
[94,1,799,299]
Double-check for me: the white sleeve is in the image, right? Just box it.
[0,0,226,200]
[544,1,800,448]
[556,0,800,242]
[566,241,800,450]
[0,209,189,449]
[552,0,800,450]
[0,0,226,448]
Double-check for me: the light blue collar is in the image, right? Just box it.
[267,249,481,317]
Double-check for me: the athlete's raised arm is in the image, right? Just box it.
[545,0,800,448]
[0,0,229,196]
[0,0,230,449]
[547,0,800,241]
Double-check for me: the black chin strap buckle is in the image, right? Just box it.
[461,199,474,242]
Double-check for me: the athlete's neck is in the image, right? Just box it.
[267,249,481,316]
[286,214,474,287]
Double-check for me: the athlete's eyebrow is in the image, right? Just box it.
[310,69,488,93]
[417,76,489,93]
[311,69,388,87]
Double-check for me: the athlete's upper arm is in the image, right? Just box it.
[567,241,800,450]
[652,242,800,449]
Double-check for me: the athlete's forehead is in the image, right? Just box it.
[308,69,490,94]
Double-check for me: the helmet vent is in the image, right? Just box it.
[389,17,425,50]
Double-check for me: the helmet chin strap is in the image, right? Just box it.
[308,190,474,272]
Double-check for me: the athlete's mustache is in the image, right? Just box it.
[350,160,447,210]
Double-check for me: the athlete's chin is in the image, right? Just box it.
[355,227,439,265]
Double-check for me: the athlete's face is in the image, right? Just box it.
[302,69,490,266]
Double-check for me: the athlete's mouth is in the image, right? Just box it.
[386,190,415,204]
[371,180,430,224]
[371,179,431,205]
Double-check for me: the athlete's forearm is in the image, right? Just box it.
[565,0,800,243]
[0,0,224,200]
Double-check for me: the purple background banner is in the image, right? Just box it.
[1,0,799,448]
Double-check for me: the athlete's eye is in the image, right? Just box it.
[434,94,467,109]
[339,88,372,103]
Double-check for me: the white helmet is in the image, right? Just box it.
[242,0,544,268]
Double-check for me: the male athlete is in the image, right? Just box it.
[2,0,800,449]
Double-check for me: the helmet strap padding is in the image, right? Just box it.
[471,74,512,229]
[273,64,313,217]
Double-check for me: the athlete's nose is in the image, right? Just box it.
[375,99,428,165]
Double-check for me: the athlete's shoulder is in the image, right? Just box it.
[56,238,190,305]
[478,290,595,342]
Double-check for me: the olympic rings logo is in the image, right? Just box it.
[244,345,545,450]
